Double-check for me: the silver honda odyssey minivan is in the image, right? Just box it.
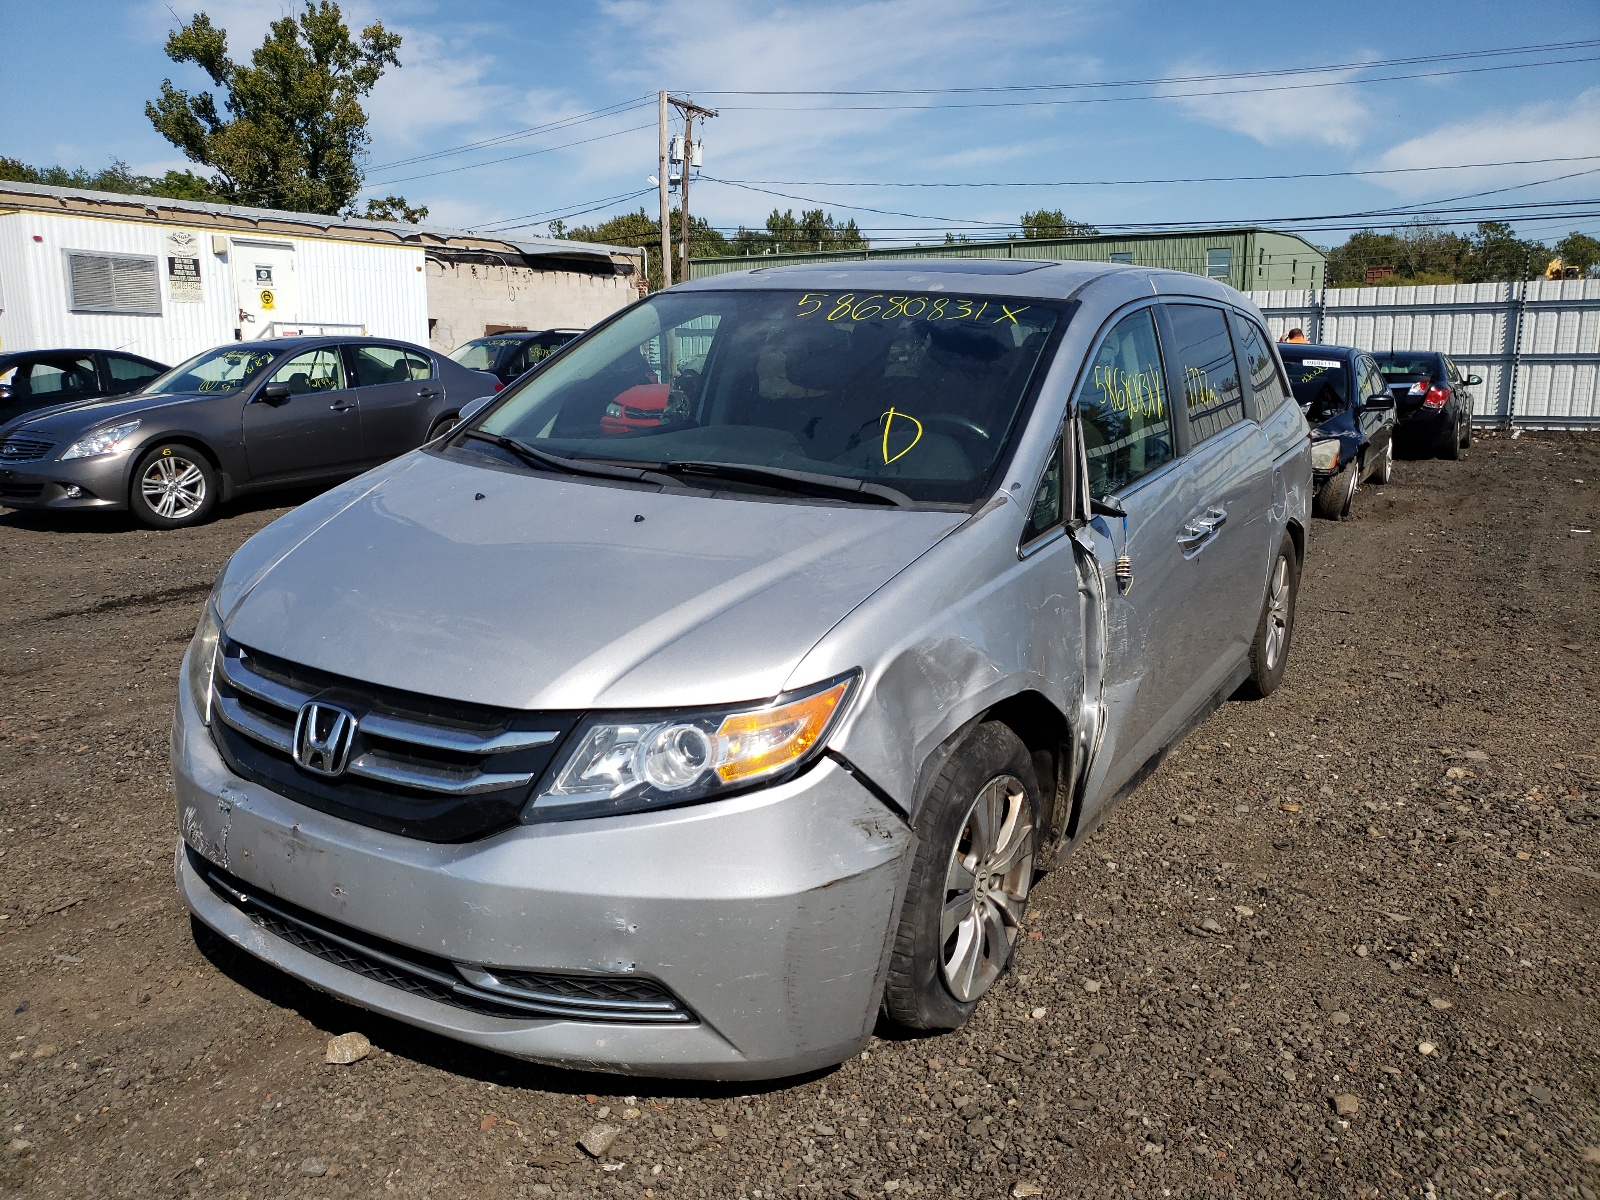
[173,260,1310,1079]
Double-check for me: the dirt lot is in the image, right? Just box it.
[0,433,1596,1200]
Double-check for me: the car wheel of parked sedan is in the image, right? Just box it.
[883,721,1039,1031]
[1373,440,1394,485]
[1441,417,1463,461]
[427,414,460,441]
[129,443,217,530]
[1460,416,1473,449]
[1240,533,1300,699]
[1313,462,1358,520]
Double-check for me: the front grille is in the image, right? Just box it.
[0,478,46,504]
[189,846,694,1024]
[0,437,53,463]
[209,636,576,842]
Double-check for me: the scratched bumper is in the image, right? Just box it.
[170,649,913,1080]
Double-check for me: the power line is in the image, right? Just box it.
[368,96,655,172]
[476,187,659,234]
[710,55,1600,112]
[706,155,1600,190]
[689,39,1600,95]
[363,122,657,188]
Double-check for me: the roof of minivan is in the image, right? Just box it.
[671,257,1238,302]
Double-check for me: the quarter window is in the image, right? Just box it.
[1021,433,1064,544]
[268,348,346,395]
[1077,309,1173,498]
[1165,304,1245,444]
[352,344,432,385]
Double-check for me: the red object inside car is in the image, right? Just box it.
[600,383,670,435]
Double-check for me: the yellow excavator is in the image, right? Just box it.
[1544,257,1581,280]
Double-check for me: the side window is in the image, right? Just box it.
[21,356,100,398]
[1076,308,1173,498]
[1359,359,1384,402]
[1232,313,1286,415]
[351,345,430,386]
[106,355,162,389]
[268,348,346,396]
[1021,433,1064,545]
[1165,304,1245,444]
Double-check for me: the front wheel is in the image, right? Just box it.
[883,722,1039,1031]
[1313,462,1357,520]
[1240,533,1300,699]
[129,443,217,529]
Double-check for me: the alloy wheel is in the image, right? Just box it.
[140,454,206,520]
[1263,553,1291,670]
[940,774,1035,1003]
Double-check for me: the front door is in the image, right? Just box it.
[345,343,440,462]
[1073,305,1201,806]
[1354,355,1394,469]
[233,241,297,336]
[241,346,362,481]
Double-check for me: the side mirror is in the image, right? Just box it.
[1089,495,1127,519]
[1361,396,1395,411]
[259,382,290,402]
[1466,374,1483,386]
[456,394,495,425]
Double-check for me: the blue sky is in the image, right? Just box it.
[4,0,1598,249]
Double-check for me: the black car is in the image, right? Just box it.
[0,348,168,428]
[1278,342,1398,520]
[0,336,496,529]
[446,329,582,388]
[1370,351,1479,459]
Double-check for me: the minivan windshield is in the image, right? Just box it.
[470,289,1063,505]
[148,346,278,396]
[1280,354,1350,416]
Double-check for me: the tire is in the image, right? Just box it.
[427,414,459,441]
[1460,415,1473,449]
[1240,533,1300,699]
[129,443,217,529]
[883,722,1040,1031]
[1313,462,1357,520]
[1440,417,1462,461]
[1373,439,1394,485]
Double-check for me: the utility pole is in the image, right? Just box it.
[667,95,716,287]
[657,91,671,289]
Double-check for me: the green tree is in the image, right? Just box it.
[0,155,220,202]
[558,207,730,290]
[1465,221,1545,282]
[1554,231,1600,276]
[1019,209,1099,239]
[361,195,429,223]
[1326,223,1472,287]
[729,208,868,255]
[146,2,411,216]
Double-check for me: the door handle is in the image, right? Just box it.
[328,401,355,413]
[416,388,440,398]
[1177,506,1228,551]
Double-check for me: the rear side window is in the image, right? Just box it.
[106,355,162,387]
[1077,308,1174,498]
[1232,314,1287,415]
[353,344,432,384]
[1164,304,1245,444]
[17,356,99,398]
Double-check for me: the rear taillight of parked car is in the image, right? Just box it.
[1409,380,1449,409]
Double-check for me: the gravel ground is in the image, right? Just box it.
[1,433,1596,1200]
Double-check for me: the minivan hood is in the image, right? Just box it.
[222,451,963,711]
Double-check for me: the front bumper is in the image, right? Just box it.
[170,655,913,1080]
[0,455,130,510]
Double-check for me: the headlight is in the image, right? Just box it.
[1309,439,1340,472]
[184,584,223,725]
[62,420,141,460]
[529,673,856,821]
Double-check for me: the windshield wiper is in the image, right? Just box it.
[459,429,674,486]
[655,460,915,508]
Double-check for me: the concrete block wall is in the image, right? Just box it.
[426,260,640,353]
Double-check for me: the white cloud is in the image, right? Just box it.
[1372,87,1600,197]
[1159,65,1370,149]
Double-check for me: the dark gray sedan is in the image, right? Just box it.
[0,337,497,528]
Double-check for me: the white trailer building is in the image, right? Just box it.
[0,182,642,366]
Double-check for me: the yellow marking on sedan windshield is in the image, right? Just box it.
[793,293,1028,326]
[880,407,923,463]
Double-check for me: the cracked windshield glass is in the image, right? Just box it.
[472,289,1062,504]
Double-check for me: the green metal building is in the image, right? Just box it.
[689,227,1326,292]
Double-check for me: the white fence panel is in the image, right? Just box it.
[1247,280,1600,428]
